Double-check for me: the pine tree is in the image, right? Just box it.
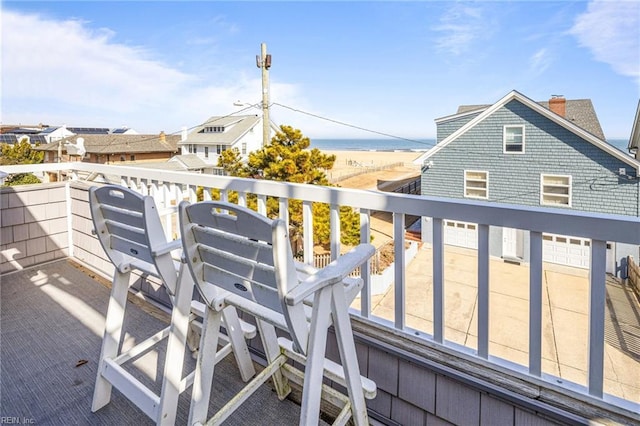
[217,125,362,249]
[0,138,45,186]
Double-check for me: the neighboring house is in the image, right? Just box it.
[111,127,139,135]
[0,125,138,146]
[35,132,179,165]
[180,114,277,165]
[627,100,640,159]
[0,125,51,145]
[39,126,75,143]
[167,154,223,174]
[414,90,640,276]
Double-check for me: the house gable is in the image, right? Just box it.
[416,91,634,169]
[183,115,261,146]
[421,94,640,216]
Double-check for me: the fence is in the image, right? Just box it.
[393,177,420,195]
[627,256,640,300]
[296,251,380,276]
[329,162,405,183]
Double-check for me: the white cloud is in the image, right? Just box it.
[0,10,306,134]
[569,0,640,80]
[433,4,492,56]
[529,48,552,75]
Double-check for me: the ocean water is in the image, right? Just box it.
[311,138,434,152]
[311,138,630,154]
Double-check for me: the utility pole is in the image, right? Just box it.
[256,43,271,147]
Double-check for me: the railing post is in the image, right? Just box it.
[588,239,607,398]
[394,212,406,330]
[65,182,74,258]
[359,209,371,318]
[303,201,313,265]
[330,204,340,262]
[529,231,543,377]
[477,224,490,359]
[433,218,444,344]
[257,195,267,216]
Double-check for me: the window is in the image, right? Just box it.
[204,146,209,158]
[504,125,525,153]
[202,126,224,133]
[242,142,247,155]
[541,174,571,206]
[464,170,488,199]
[130,155,135,161]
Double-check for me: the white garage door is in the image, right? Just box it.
[444,220,477,249]
[542,233,590,269]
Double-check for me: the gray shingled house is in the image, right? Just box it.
[414,90,640,277]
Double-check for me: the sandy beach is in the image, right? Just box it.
[322,150,422,189]
[320,150,423,248]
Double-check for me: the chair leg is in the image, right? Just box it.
[299,287,333,426]
[221,306,256,382]
[256,319,291,400]
[157,267,194,425]
[330,285,368,426]
[188,306,222,426]
[92,270,130,412]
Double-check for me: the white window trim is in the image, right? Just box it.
[464,170,489,199]
[503,125,525,154]
[540,174,572,207]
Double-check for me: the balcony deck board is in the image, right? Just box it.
[0,259,309,425]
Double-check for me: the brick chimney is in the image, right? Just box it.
[159,131,166,143]
[549,95,566,117]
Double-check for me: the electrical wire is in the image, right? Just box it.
[270,102,636,176]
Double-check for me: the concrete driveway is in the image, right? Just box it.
[367,244,640,404]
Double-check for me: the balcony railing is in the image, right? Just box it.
[2,162,639,424]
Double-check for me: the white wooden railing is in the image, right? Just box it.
[2,162,639,413]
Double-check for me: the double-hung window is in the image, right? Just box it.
[464,170,488,199]
[504,125,525,153]
[541,174,571,206]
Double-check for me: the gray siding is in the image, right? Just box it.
[436,112,482,143]
[423,99,638,217]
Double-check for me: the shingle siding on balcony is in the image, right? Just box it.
[422,100,639,217]
[1,184,69,273]
[321,341,565,425]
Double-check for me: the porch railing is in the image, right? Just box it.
[2,162,639,416]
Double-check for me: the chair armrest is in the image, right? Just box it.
[152,239,182,256]
[285,243,375,306]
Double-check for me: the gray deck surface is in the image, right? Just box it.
[0,259,309,425]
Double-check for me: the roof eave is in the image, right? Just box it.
[415,90,640,170]
[627,100,640,152]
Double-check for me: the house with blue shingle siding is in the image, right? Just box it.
[414,90,640,277]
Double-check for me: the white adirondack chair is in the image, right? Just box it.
[179,200,377,426]
[89,185,256,425]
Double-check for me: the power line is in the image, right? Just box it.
[271,102,636,176]
[272,102,431,146]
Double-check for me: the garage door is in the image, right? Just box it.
[444,220,477,249]
[542,233,590,269]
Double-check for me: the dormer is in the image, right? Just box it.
[201,126,225,133]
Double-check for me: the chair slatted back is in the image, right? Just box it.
[90,185,177,294]
[180,201,309,352]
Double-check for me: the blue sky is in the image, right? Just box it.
[1,1,639,140]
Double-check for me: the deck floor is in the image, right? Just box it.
[0,259,308,425]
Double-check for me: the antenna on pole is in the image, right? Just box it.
[257,43,271,147]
